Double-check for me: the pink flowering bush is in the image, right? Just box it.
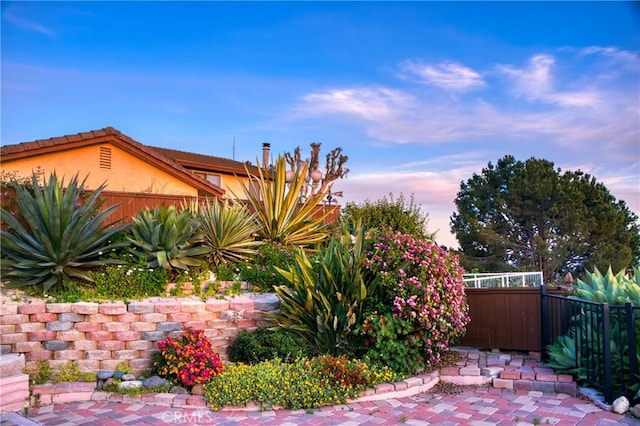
[153,328,225,388]
[361,229,470,376]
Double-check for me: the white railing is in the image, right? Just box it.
[463,271,544,288]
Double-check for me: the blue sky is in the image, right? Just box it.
[2,1,639,248]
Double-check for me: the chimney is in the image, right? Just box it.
[262,143,271,169]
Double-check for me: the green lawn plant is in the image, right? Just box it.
[0,172,127,293]
[25,361,53,385]
[268,222,377,356]
[235,155,330,249]
[128,205,209,279]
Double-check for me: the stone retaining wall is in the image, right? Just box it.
[0,354,29,412]
[0,294,281,375]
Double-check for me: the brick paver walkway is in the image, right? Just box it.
[3,348,638,425]
[2,387,639,425]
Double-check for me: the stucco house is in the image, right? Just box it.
[0,127,269,221]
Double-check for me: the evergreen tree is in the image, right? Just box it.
[450,155,640,282]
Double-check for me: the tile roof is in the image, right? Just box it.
[0,127,225,197]
[148,146,260,177]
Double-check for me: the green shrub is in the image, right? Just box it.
[115,361,131,374]
[25,361,52,385]
[203,355,395,411]
[88,262,168,299]
[239,242,297,292]
[228,327,310,364]
[102,382,171,395]
[52,360,95,383]
[341,193,431,239]
[0,172,127,293]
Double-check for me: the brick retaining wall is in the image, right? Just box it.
[0,294,280,375]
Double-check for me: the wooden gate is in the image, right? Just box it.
[460,287,564,351]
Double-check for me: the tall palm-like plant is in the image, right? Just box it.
[0,173,127,292]
[186,198,263,267]
[235,156,330,248]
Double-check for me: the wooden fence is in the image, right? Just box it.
[98,191,341,225]
[459,286,565,351]
[100,191,199,224]
[1,189,341,229]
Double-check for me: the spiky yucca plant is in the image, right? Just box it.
[268,223,377,356]
[185,198,263,267]
[128,205,209,275]
[0,173,126,292]
[235,156,330,249]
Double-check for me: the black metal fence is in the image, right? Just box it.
[541,285,639,404]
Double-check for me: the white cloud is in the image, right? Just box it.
[293,48,638,240]
[296,87,416,121]
[497,54,600,107]
[2,11,54,36]
[294,50,637,152]
[580,46,640,68]
[400,60,485,91]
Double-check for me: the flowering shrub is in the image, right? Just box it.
[153,328,224,388]
[239,241,297,292]
[307,355,375,389]
[362,229,470,375]
[204,356,395,411]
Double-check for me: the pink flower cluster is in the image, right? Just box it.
[156,328,225,387]
[367,230,470,363]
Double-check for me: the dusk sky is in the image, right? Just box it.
[2,1,639,248]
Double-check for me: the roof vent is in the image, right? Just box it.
[99,146,112,169]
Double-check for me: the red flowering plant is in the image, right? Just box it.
[153,328,225,388]
[361,228,470,376]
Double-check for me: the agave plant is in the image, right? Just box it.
[185,198,263,267]
[573,266,640,305]
[128,205,209,275]
[546,332,585,377]
[0,172,127,292]
[234,156,330,249]
[268,222,377,355]
[548,265,640,402]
